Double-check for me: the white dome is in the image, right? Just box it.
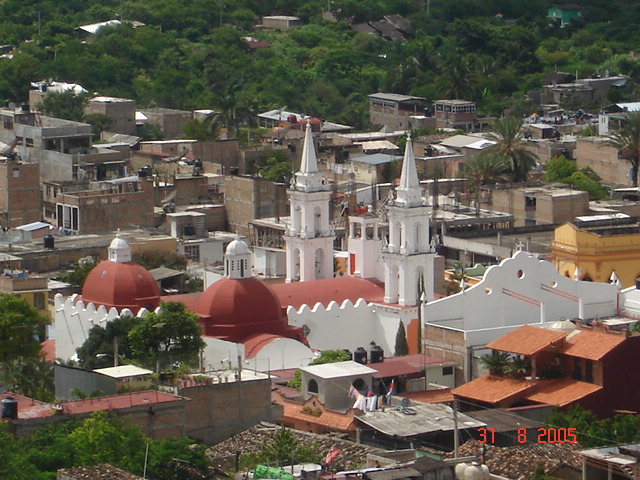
[549,320,576,332]
[108,233,132,263]
[226,238,250,255]
[109,234,129,251]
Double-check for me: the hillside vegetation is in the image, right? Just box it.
[0,0,637,130]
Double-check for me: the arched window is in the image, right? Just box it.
[308,379,318,394]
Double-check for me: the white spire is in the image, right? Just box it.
[610,270,622,289]
[395,133,423,207]
[293,121,324,192]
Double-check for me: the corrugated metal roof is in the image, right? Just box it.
[368,93,426,102]
[94,365,153,378]
[355,402,484,437]
[351,153,403,165]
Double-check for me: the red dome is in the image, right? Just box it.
[81,261,161,312]
[193,277,286,342]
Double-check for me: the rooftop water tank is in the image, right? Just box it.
[1,396,18,419]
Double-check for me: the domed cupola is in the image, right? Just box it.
[81,233,161,312]
[193,236,287,342]
[225,236,251,279]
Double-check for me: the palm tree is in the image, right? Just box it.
[464,152,509,215]
[210,83,255,140]
[504,355,530,379]
[480,350,511,376]
[486,117,538,182]
[437,54,476,100]
[605,112,640,186]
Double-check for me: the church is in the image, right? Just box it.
[54,122,442,372]
[53,121,639,381]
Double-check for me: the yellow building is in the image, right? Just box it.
[0,271,50,320]
[551,221,640,288]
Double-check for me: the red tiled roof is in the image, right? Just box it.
[398,389,454,404]
[58,464,143,480]
[272,276,385,309]
[370,360,421,378]
[273,393,356,432]
[453,375,535,404]
[557,330,625,360]
[60,391,183,415]
[159,292,201,312]
[524,378,602,407]
[485,325,568,356]
[0,393,52,419]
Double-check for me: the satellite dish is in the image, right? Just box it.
[401,397,411,408]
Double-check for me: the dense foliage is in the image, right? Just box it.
[128,301,205,372]
[546,404,640,447]
[0,411,212,480]
[544,155,609,199]
[0,1,636,132]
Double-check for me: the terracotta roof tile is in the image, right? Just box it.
[523,378,602,407]
[58,464,143,480]
[272,276,385,309]
[397,389,454,404]
[61,391,183,415]
[485,325,568,356]
[557,330,625,360]
[370,360,421,378]
[273,394,356,432]
[447,440,582,480]
[453,375,535,404]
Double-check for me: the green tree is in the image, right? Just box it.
[69,411,146,473]
[544,156,609,200]
[76,316,140,370]
[480,350,511,376]
[40,90,89,122]
[0,294,48,364]
[145,436,211,480]
[132,251,188,271]
[464,153,509,215]
[394,321,409,356]
[486,117,538,182]
[443,261,467,296]
[138,122,165,141]
[606,112,640,186]
[503,355,529,379]
[544,155,578,182]
[182,117,220,141]
[84,113,112,141]
[254,150,294,183]
[129,301,204,372]
[2,355,54,402]
[58,260,97,289]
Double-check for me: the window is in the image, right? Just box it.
[307,379,318,394]
[183,244,200,262]
[442,366,454,376]
[33,292,45,310]
[12,168,19,178]
[585,360,593,383]
[573,358,582,381]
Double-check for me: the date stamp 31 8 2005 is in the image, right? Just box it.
[478,427,577,444]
